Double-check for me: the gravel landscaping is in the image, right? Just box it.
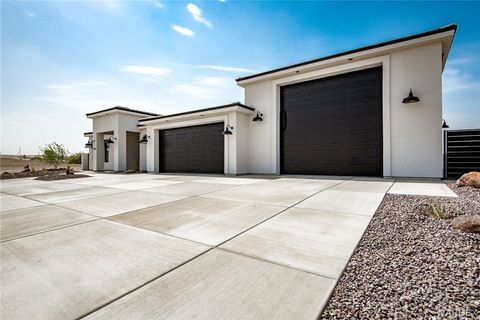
[321,184,480,320]
[1,168,64,180]
[34,173,91,181]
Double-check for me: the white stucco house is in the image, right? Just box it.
[84,24,457,178]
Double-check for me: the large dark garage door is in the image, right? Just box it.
[281,66,383,176]
[159,123,224,173]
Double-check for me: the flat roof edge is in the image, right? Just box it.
[236,24,457,83]
[86,106,159,117]
[138,102,255,123]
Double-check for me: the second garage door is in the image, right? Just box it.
[159,122,224,173]
[280,66,383,176]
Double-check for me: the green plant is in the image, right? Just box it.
[66,166,75,175]
[39,142,68,169]
[425,203,448,219]
[66,152,82,164]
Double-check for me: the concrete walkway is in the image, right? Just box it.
[0,173,456,320]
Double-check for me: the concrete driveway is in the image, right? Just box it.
[0,173,456,320]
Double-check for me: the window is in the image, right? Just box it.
[104,142,109,163]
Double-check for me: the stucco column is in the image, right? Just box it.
[225,112,238,175]
[139,141,147,172]
[93,132,104,171]
[146,127,159,173]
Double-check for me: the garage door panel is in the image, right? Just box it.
[312,149,340,163]
[281,67,383,176]
[159,123,224,174]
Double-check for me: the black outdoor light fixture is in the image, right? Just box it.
[139,134,150,144]
[252,111,263,122]
[402,89,420,104]
[442,119,449,129]
[104,137,115,144]
[223,124,233,135]
[85,141,93,148]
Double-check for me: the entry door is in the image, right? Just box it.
[126,131,140,171]
[280,66,383,176]
[159,123,224,173]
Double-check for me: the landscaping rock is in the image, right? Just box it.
[320,184,480,319]
[35,174,90,181]
[1,172,14,178]
[456,171,480,188]
[452,215,480,234]
[1,167,71,180]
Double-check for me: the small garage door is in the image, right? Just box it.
[281,66,383,176]
[159,122,224,173]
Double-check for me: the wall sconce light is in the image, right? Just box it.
[252,111,263,122]
[223,124,233,135]
[85,141,93,148]
[442,119,449,129]
[139,134,150,143]
[104,137,115,144]
[402,89,420,104]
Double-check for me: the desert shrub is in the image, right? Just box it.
[67,152,82,164]
[425,203,448,219]
[39,142,68,169]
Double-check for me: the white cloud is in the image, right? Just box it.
[449,57,473,66]
[443,68,480,93]
[218,0,226,2]
[88,0,123,13]
[25,11,37,18]
[198,65,257,73]
[187,3,212,27]
[120,65,172,81]
[40,81,114,110]
[153,1,163,9]
[45,81,110,90]
[170,76,233,99]
[171,24,194,37]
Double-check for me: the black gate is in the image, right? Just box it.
[444,129,480,178]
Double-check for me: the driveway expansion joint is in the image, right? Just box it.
[3,174,430,320]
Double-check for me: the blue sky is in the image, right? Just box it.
[1,1,479,154]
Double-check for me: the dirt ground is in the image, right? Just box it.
[0,155,81,173]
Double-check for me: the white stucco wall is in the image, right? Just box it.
[91,112,142,172]
[139,129,147,172]
[244,81,274,173]
[235,112,251,174]
[390,42,443,177]
[88,148,93,170]
[115,114,142,171]
[143,108,253,175]
[243,42,445,178]
[92,114,115,171]
[103,134,114,171]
